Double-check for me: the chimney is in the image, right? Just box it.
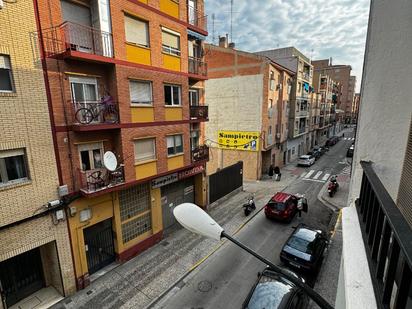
[219,34,228,48]
[228,42,235,49]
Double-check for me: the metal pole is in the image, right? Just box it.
[221,231,334,309]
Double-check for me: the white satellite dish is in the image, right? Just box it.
[103,151,117,172]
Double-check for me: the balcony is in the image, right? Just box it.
[295,110,308,117]
[353,161,412,309]
[188,57,207,78]
[267,134,273,146]
[69,101,120,131]
[190,105,208,121]
[42,21,114,62]
[187,7,207,32]
[301,71,310,81]
[78,165,125,195]
[192,145,209,162]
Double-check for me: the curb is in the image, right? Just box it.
[317,180,340,212]
[145,180,293,309]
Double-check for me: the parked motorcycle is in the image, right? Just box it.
[243,195,256,216]
[328,176,339,197]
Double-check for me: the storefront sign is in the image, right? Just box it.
[151,173,178,188]
[178,165,204,180]
[218,131,260,152]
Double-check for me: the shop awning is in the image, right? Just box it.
[187,29,206,41]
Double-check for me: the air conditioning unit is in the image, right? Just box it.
[58,184,69,197]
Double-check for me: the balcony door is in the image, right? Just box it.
[188,0,197,25]
[189,88,199,106]
[70,76,100,122]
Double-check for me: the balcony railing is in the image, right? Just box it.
[190,105,208,120]
[192,145,209,162]
[296,110,309,117]
[188,57,207,77]
[41,21,113,58]
[78,165,125,194]
[187,6,207,31]
[356,161,412,309]
[70,101,119,126]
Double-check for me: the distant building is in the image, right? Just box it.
[335,0,412,308]
[352,93,361,124]
[347,76,357,123]
[255,47,314,159]
[204,40,294,180]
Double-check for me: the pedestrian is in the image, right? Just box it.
[342,133,345,138]
[274,166,281,181]
[268,164,274,178]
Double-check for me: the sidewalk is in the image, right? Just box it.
[52,165,300,309]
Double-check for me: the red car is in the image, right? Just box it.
[264,192,307,222]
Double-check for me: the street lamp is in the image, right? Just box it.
[173,203,334,309]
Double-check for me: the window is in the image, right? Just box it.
[69,76,98,102]
[125,15,149,47]
[129,80,152,105]
[78,143,103,171]
[0,149,28,185]
[134,138,156,162]
[164,84,181,106]
[268,99,273,108]
[189,89,199,106]
[270,71,275,90]
[167,134,183,156]
[162,28,180,56]
[268,125,272,135]
[190,123,200,150]
[0,55,13,92]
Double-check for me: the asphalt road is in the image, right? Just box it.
[155,129,355,309]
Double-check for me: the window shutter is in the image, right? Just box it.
[130,81,152,104]
[125,16,148,46]
[134,138,155,161]
[162,31,180,49]
[0,55,11,69]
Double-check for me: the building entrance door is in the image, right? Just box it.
[83,219,115,274]
[0,247,45,307]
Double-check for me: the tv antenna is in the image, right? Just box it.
[230,0,234,43]
[212,13,215,44]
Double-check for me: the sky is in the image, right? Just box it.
[204,0,370,92]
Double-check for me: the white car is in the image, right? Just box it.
[297,155,315,166]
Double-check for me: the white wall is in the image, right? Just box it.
[205,75,263,139]
[337,1,412,308]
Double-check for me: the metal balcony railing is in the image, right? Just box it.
[70,100,119,125]
[188,57,207,76]
[187,6,207,31]
[356,161,412,309]
[78,165,124,194]
[192,145,209,162]
[190,105,208,120]
[40,21,113,58]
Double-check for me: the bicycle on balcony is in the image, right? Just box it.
[75,95,118,125]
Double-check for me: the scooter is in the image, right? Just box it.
[328,177,339,197]
[243,195,256,216]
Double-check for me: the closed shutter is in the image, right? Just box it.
[397,118,412,228]
[125,15,149,47]
[61,0,91,26]
[129,80,152,104]
[162,30,180,49]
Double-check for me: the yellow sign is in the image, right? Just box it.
[218,131,260,152]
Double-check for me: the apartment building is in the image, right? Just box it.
[335,0,412,307]
[0,1,76,308]
[352,93,360,123]
[347,75,357,123]
[35,0,208,289]
[205,40,294,180]
[312,59,352,124]
[255,47,314,160]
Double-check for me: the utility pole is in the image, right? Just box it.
[230,0,233,43]
[212,13,215,44]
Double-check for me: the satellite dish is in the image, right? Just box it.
[103,151,117,172]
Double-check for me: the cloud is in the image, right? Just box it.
[205,0,370,91]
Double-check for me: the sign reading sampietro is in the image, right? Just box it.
[218,131,260,152]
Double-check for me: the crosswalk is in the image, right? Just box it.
[300,170,331,183]
[343,137,355,141]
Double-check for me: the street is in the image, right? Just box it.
[154,129,354,309]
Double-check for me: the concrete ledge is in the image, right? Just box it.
[335,204,377,309]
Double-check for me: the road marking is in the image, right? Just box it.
[304,170,315,178]
[322,173,331,181]
[300,172,307,178]
[313,171,322,179]
[302,178,326,183]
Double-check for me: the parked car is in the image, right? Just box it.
[297,154,315,166]
[307,149,321,160]
[280,224,329,274]
[242,268,309,309]
[326,136,339,146]
[264,192,307,222]
[314,146,327,155]
[346,144,354,157]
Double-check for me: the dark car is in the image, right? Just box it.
[307,149,321,160]
[280,224,328,274]
[314,146,326,155]
[346,144,354,157]
[326,136,339,146]
[242,268,309,309]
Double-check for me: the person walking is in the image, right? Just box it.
[268,164,274,178]
[274,166,281,181]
